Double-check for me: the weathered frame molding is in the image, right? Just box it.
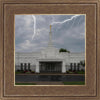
[0,0,100,100]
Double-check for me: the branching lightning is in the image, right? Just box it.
[31,15,80,40]
[51,15,80,25]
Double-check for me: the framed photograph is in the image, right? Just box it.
[15,14,86,86]
[0,0,100,100]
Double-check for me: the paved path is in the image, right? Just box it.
[16,73,85,75]
[35,82,64,85]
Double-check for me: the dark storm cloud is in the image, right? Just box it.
[15,15,85,52]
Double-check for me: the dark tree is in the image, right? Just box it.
[59,48,70,53]
[80,60,85,67]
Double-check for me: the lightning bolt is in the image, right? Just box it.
[31,15,80,40]
[31,15,36,40]
[51,15,80,25]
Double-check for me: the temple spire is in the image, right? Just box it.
[48,25,53,47]
[50,25,52,32]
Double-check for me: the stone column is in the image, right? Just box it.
[35,61,40,73]
[62,61,66,73]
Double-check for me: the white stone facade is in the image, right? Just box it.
[15,50,85,73]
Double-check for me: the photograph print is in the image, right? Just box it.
[15,14,85,85]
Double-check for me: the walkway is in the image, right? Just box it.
[35,81,64,85]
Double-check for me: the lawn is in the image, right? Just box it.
[77,71,85,74]
[63,81,85,85]
[15,82,85,85]
[15,83,36,85]
[15,71,24,74]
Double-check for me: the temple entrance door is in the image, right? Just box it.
[39,62,62,73]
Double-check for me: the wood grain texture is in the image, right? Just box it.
[1,0,99,4]
[0,0,3,99]
[97,1,100,100]
[0,97,99,100]
[0,0,99,100]
[4,4,96,97]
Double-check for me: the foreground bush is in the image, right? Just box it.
[66,70,85,74]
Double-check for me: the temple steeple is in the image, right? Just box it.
[50,25,52,32]
[48,25,53,47]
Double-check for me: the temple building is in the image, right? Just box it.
[15,25,85,73]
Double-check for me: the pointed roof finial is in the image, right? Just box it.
[50,25,52,32]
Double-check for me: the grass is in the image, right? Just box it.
[15,71,24,74]
[63,81,85,85]
[15,82,85,85]
[66,71,85,74]
[15,83,36,85]
[15,71,35,74]
[77,71,85,74]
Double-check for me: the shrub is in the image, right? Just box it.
[29,69,32,72]
[15,70,24,74]
[69,71,74,74]
[81,69,84,72]
[25,71,31,74]
[66,71,69,74]
[77,71,85,74]
[16,69,21,72]
[74,71,78,74]
[72,70,76,72]
[31,71,35,73]
[69,69,72,71]
[23,70,28,73]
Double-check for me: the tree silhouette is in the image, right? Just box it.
[59,48,70,53]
